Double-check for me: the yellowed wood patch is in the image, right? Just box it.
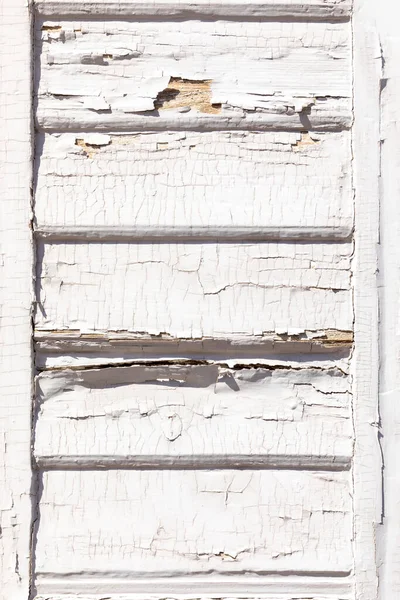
[155,77,222,114]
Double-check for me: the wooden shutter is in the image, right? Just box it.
[1,0,395,598]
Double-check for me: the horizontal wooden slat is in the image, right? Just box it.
[36,455,352,470]
[35,131,352,233]
[34,330,353,369]
[35,470,352,578]
[35,365,352,467]
[37,101,352,132]
[35,0,352,20]
[34,577,353,598]
[35,226,353,242]
[35,19,351,130]
[35,241,353,337]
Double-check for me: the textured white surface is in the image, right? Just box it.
[35,0,352,19]
[35,470,352,576]
[351,1,382,598]
[35,241,353,336]
[375,3,400,598]
[35,18,351,131]
[0,0,33,598]
[34,365,352,465]
[20,0,391,598]
[35,131,352,232]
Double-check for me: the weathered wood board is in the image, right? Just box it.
[35,470,352,578]
[34,131,352,233]
[0,0,33,598]
[35,241,353,336]
[35,18,351,130]
[34,365,352,467]
[0,0,393,596]
[35,0,352,19]
[24,0,388,598]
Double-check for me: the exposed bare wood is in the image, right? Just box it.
[34,330,353,372]
[155,78,222,114]
[35,18,351,131]
[34,329,354,345]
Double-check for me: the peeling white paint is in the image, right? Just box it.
[34,365,353,464]
[0,0,391,597]
[35,470,353,578]
[35,241,353,336]
[35,131,352,231]
[35,17,352,130]
[35,0,352,19]
[0,0,33,598]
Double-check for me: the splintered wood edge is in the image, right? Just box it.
[34,330,354,353]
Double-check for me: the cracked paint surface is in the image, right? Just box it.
[34,130,352,231]
[0,0,33,598]
[28,0,365,597]
[35,241,353,336]
[35,17,351,130]
[34,365,352,461]
[35,469,352,577]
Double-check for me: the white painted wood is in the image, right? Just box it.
[35,241,353,336]
[34,365,352,467]
[374,3,400,598]
[0,0,33,598]
[34,579,353,599]
[352,1,382,599]
[34,331,352,369]
[35,470,352,581]
[35,0,352,20]
[36,225,353,242]
[35,18,351,131]
[34,131,352,233]
[22,0,395,598]
[37,99,352,132]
